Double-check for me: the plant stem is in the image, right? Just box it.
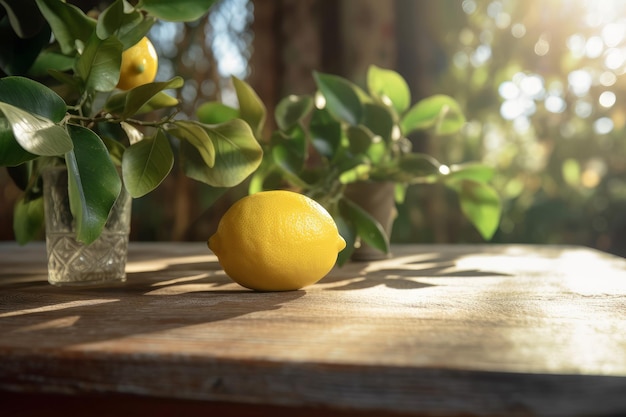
[67,114,170,128]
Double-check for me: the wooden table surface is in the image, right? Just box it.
[0,242,625,417]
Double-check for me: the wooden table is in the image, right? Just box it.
[0,242,625,417]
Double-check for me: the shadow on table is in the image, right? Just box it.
[321,248,512,291]
[0,256,304,349]
[0,244,513,347]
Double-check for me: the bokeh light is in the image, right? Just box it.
[437,0,626,255]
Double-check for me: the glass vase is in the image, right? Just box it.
[42,167,131,286]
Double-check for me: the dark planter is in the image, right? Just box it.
[344,181,397,261]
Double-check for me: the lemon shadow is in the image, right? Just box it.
[321,248,512,291]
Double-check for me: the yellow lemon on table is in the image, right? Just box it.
[116,37,158,90]
[208,190,346,291]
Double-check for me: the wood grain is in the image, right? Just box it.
[1,242,625,416]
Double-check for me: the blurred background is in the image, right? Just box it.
[1,0,625,257]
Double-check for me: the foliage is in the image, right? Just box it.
[0,0,262,245]
[427,0,626,256]
[198,65,502,264]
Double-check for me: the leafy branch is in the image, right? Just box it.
[0,0,262,245]
[197,65,503,263]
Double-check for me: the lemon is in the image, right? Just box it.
[116,37,158,90]
[208,190,346,291]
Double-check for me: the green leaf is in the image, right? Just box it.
[394,183,408,204]
[35,0,96,55]
[275,94,314,131]
[100,135,126,166]
[27,50,75,77]
[13,194,44,244]
[96,0,154,49]
[0,102,72,156]
[167,120,215,168]
[97,0,135,39]
[347,125,373,155]
[336,153,369,177]
[0,115,37,165]
[398,153,442,176]
[137,91,179,114]
[401,94,466,136]
[0,76,67,122]
[338,163,371,184]
[373,153,441,182]
[0,16,50,76]
[366,139,387,166]
[367,65,411,115]
[314,71,363,126]
[270,127,307,179]
[562,158,580,187]
[181,119,262,187]
[108,77,184,118]
[139,0,217,22]
[233,76,266,138]
[0,0,46,38]
[333,213,356,266]
[120,16,157,50]
[309,108,342,159]
[197,184,230,210]
[65,124,122,244]
[105,90,179,116]
[346,124,387,170]
[122,129,173,198]
[47,69,82,91]
[76,33,123,92]
[452,180,501,240]
[346,125,387,168]
[196,101,239,124]
[248,155,279,194]
[362,103,394,141]
[446,163,495,184]
[340,197,389,254]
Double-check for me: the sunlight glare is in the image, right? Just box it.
[471,44,492,67]
[500,98,531,120]
[0,300,118,318]
[534,38,550,56]
[520,74,544,98]
[512,116,531,133]
[567,34,586,58]
[585,36,604,58]
[545,95,566,113]
[599,70,617,86]
[496,12,511,29]
[315,92,326,109]
[462,0,477,15]
[511,23,526,38]
[15,316,81,332]
[593,117,614,134]
[602,22,626,47]
[208,0,252,78]
[604,48,625,70]
[498,81,519,100]
[575,100,593,118]
[568,69,593,96]
[487,1,503,18]
[598,91,616,108]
